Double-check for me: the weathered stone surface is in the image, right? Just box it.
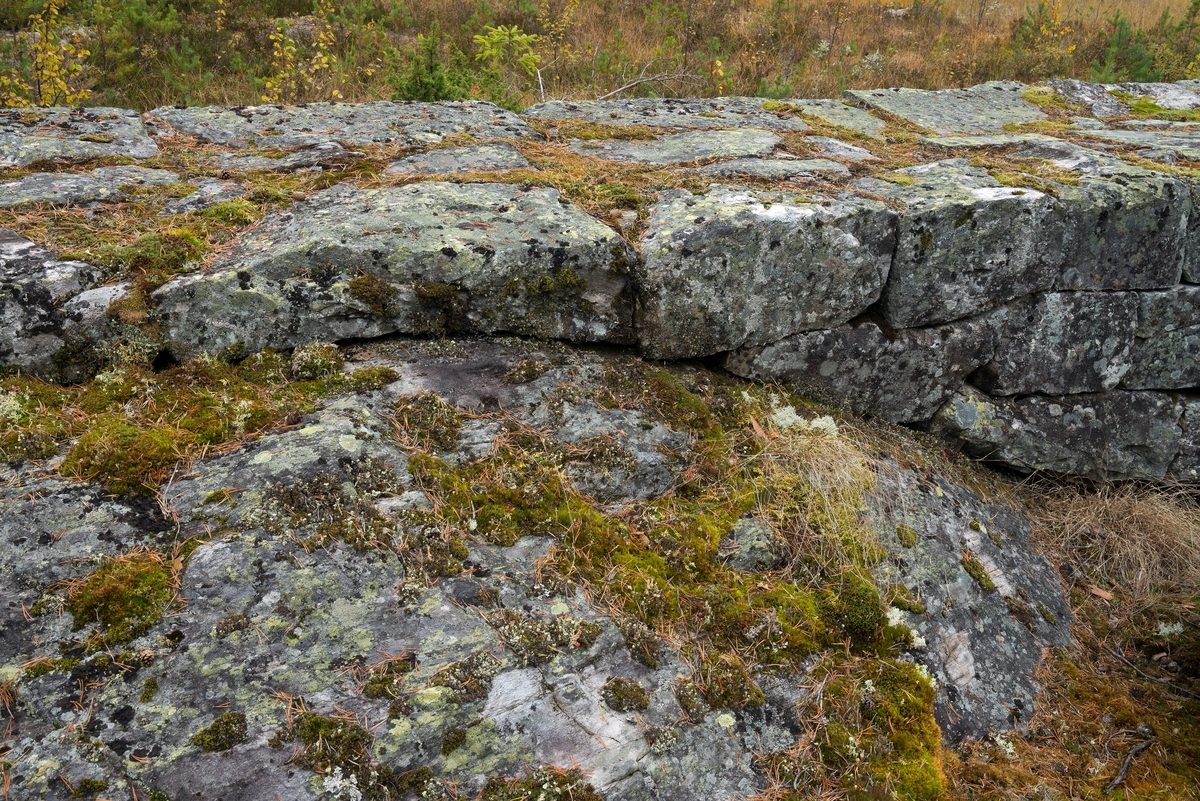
[1122,285,1200,390]
[522,97,811,132]
[698,156,848,179]
[154,182,634,355]
[1116,81,1200,109]
[384,143,531,176]
[1045,78,1129,117]
[0,227,111,380]
[210,140,361,171]
[793,99,887,137]
[922,132,1063,149]
[809,135,877,160]
[1169,399,1200,480]
[869,460,1073,741]
[636,188,896,359]
[147,100,534,148]
[1014,140,1190,290]
[853,160,1062,328]
[717,517,784,571]
[724,314,996,424]
[845,81,1046,135]
[162,177,246,215]
[573,129,780,164]
[976,292,1137,396]
[0,107,158,167]
[932,384,1184,479]
[1085,127,1200,160]
[0,166,179,209]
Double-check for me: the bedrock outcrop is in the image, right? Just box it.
[5,85,1200,479]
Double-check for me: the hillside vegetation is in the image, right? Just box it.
[3,0,1200,111]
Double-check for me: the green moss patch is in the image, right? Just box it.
[481,767,604,801]
[392,391,462,452]
[65,549,174,647]
[347,272,397,316]
[191,711,249,752]
[961,548,997,591]
[600,677,650,712]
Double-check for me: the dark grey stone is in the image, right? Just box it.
[0,166,178,208]
[1123,285,1200,390]
[724,314,996,424]
[0,107,158,167]
[977,292,1137,396]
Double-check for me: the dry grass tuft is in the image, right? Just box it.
[1027,481,1200,602]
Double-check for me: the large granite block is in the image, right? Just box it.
[635,188,896,360]
[154,183,634,354]
[723,314,996,424]
[976,292,1137,396]
[853,160,1063,328]
[932,385,1184,479]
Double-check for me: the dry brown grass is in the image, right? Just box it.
[1025,481,1200,603]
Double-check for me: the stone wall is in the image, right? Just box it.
[6,81,1200,479]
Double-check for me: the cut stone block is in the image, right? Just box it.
[724,314,996,424]
[522,97,811,132]
[0,166,179,209]
[635,188,895,360]
[844,82,1046,135]
[1122,285,1200,390]
[154,183,634,354]
[932,385,1183,480]
[146,100,534,148]
[384,143,531,176]
[852,160,1063,328]
[572,129,780,165]
[0,107,158,167]
[976,292,1137,396]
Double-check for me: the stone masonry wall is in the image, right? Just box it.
[7,82,1200,479]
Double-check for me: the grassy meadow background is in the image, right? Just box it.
[2,0,1200,111]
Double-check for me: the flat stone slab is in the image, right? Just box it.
[636,188,895,359]
[1114,81,1200,109]
[724,314,995,424]
[572,129,780,164]
[698,157,848,179]
[162,177,246,215]
[977,292,1137,396]
[154,182,634,355]
[0,107,159,167]
[792,99,887,138]
[147,100,534,149]
[852,160,1062,328]
[809,135,877,160]
[522,97,811,132]
[1123,285,1200,390]
[845,81,1046,135]
[0,166,179,209]
[923,133,1063,149]
[869,460,1073,741]
[384,143,531,177]
[932,385,1184,479]
[210,141,361,172]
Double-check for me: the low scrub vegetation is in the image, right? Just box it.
[2,0,1199,111]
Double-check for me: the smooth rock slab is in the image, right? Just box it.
[154,182,634,355]
[636,188,896,359]
[852,160,1062,328]
[869,460,1073,741]
[522,97,811,132]
[1045,79,1129,117]
[1123,285,1200,390]
[932,385,1184,479]
[147,100,534,148]
[1115,81,1200,109]
[724,314,996,424]
[210,140,361,171]
[977,292,1137,396]
[162,177,246,215]
[809,135,878,160]
[792,99,887,138]
[573,129,780,164]
[384,142,531,177]
[698,157,848,179]
[0,107,158,167]
[845,81,1046,135]
[0,165,178,209]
